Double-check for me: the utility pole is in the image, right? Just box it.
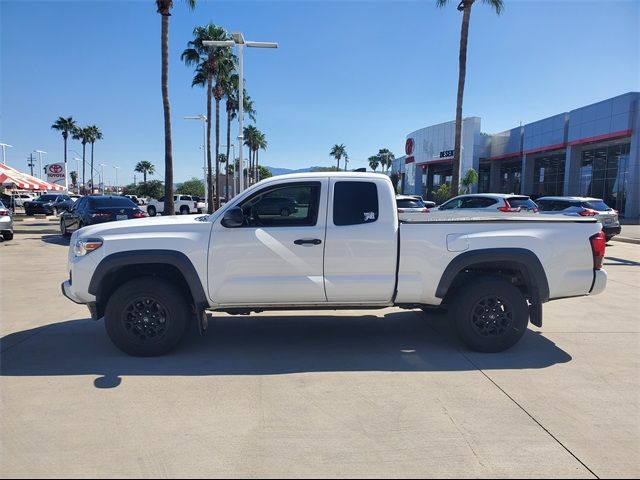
[27,154,35,176]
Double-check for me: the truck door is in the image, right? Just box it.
[208,179,329,305]
[324,178,398,303]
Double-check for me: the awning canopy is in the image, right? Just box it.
[0,163,65,191]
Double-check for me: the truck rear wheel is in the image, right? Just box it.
[104,277,190,356]
[450,277,529,353]
[147,206,157,217]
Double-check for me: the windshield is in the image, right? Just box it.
[38,195,59,202]
[507,197,538,210]
[582,200,611,211]
[397,199,425,209]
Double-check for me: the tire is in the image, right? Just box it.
[450,277,529,353]
[280,208,290,217]
[605,235,614,243]
[180,206,190,215]
[104,277,191,356]
[2,232,13,241]
[147,206,157,217]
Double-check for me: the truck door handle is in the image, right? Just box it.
[294,238,322,246]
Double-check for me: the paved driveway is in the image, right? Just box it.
[1,223,638,478]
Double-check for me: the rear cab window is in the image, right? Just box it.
[333,181,379,226]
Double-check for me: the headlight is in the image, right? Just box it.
[74,238,103,257]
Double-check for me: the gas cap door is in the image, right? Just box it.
[446,233,469,252]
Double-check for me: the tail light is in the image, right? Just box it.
[613,209,619,215]
[0,209,9,216]
[578,208,598,216]
[132,211,145,218]
[421,208,430,213]
[589,231,606,270]
[397,208,405,213]
[498,199,521,213]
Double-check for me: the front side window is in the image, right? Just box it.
[239,182,320,227]
[333,181,379,226]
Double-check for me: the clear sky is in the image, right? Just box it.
[1,0,638,186]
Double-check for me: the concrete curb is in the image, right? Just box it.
[612,236,640,245]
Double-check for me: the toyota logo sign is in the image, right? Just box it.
[405,138,414,156]
[50,164,63,174]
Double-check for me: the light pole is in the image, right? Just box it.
[203,33,278,194]
[113,166,119,194]
[73,157,82,193]
[185,115,208,207]
[34,150,47,180]
[0,143,13,166]
[100,164,107,194]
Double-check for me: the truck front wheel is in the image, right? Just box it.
[104,277,190,356]
[450,277,529,353]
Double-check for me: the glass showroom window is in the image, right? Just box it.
[580,143,629,214]
[499,160,521,194]
[478,161,491,193]
[533,153,565,196]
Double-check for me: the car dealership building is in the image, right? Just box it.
[393,92,639,220]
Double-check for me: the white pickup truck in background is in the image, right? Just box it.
[146,195,203,216]
[62,173,607,356]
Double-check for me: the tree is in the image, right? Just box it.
[157,0,197,215]
[137,179,165,200]
[460,167,479,194]
[257,166,272,181]
[70,170,78,188]
[437,0,503,195]
[134,161,156,183]
[378,148,395,173]
[87,125,103,190]
[433,183,451,205]
[368,155,380,172]
[243,125,262,185]
[390,172,401,194]
[51,116,77,192]
[72,126,92,194]
[182,24,235,213]
[330,144,347,171]
[177,177,205,197]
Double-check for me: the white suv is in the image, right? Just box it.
[436,193,539,213]
[537,196,621,241]
[146,195,201,216]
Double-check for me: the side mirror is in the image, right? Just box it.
[221,207,244,228]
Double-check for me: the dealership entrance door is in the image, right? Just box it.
[424,162,453,200]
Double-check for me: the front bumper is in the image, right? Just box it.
[61,280,84,304]
[590,269,607,296]
[0,216,12,232]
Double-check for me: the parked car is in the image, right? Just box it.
[537,196,621,241]
[62,172,607,357]
[396,195,430,221]
[59,195,145,236]
[11,192,37,208]
[0,200,13,241]
[435,194,539,214]
[24,194,74,216]
[147,195,201,216]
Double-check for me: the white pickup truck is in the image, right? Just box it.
[146,195,203,216]
[62,173,608,356]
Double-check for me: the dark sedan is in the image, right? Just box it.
[24,194,74,216]
[59,195,145,235]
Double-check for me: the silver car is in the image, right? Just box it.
[537,196,621,241]
[0,200,14,241]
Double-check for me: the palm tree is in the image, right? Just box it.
[51,116,77,191]
[378,148,395,173]
[368,155,380,172]
[87,125,103,191]
[182,24,235,213]
[437,0,503,195]
[72,126,91,194]
[157,0,197,215]
[243,125,260,185]
[330,144,347,171]
[135,161,156,183]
